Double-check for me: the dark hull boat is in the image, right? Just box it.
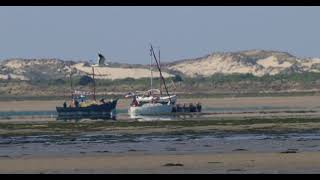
[56,53,119,120]
[56,99,118,120]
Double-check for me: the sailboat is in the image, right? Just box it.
[127,45,177,118]
[56,53,118,120]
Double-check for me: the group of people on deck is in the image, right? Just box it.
[62,94,108,108]
[63,99,80,108]
[172,103,202,113]
[63,95,85,108]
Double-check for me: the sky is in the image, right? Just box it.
[0,6,320,64]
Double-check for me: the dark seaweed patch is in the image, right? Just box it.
[95,150,109,153]
[208,162,222,164]
[227,169,245,172]
[163,163,184,167]
[280,149,298,153]
[232,148,248,151]
[0,155,11,158]
[165,147,177,151]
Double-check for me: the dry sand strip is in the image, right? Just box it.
[1,152,320,173]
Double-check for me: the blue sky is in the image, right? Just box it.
[0,6,319,64]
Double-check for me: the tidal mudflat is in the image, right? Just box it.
[1,96,320,173]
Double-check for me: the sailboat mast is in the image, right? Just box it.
[159,48,162,95]
[69,73,73,99]
[150,45,171,102]
[92,66,96,101]
[150,50,153,92]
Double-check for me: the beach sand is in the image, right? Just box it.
[1,152,320,173]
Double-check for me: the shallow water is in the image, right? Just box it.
[1,131,320,158]
[0,104,319,158]
[0,105,310,122]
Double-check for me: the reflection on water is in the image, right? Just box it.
[132,115,174,121]
[130,113,203,121]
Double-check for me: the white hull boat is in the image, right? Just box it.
[127,45,177,119]
[129,103,173,118]
[136,94,177,104]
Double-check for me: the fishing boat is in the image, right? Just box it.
[127,45,177,118]
[56,54,118,120]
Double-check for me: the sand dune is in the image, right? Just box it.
[72,63,174,80]
[169,54,264,77]
[257,56,292,68]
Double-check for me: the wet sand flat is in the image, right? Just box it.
[1,152,320,173]
[1,96,320,173]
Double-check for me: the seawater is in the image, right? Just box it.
[0,131,320,157]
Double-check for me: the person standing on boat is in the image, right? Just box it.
[100,98,106,104]
[131,96,139,107]
[190,103,195,112]
[74,99,79,108]
[196,102,202,112]
[183,103,187,112]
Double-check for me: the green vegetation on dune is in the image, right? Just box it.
[1,72,320,99]
[27,71,320,91]
[182,72,320,89]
